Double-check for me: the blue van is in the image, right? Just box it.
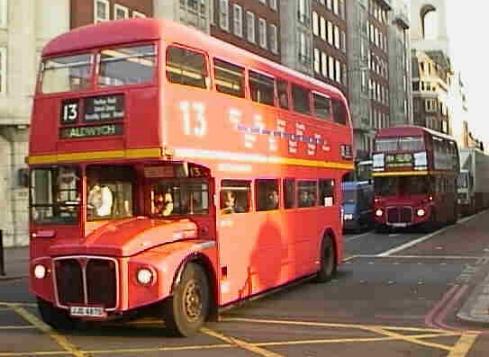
[342,181,374,232]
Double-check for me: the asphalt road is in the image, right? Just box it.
[1,211,489,356]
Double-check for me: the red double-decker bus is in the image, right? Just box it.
[372,126,459,232]
[28,19,353,336]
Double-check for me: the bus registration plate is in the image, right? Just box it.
[69,306,106,318]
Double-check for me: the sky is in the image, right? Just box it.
[444,0,489,146]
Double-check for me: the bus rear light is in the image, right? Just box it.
[375,209,383,217]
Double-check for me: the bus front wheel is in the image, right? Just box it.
[315,235,337,283]
[162,263,210,337]
[37,298,77,331]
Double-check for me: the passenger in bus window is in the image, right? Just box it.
[88,183,113,217]
[267,189,279,210]
[154,188,174,216]
[220,190,244,214]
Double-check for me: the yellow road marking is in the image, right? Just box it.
[365,326,451,352]
[223,317,450,333]
[9,304,86,357]
[202,327,283,357]
[447,332,479,357]
[76,344,232,355]
[0,301,37,308]
[256,332,459,347]
[0,325,36,330]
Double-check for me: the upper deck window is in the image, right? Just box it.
[214,59,245,98]
[98,44,156,87]
[313,93,332,120]
[40,54,93,94]
[292,84,311,115]
[375,136,425,153]
[332,99,348,125]
[166,46,208,89]
[249,71,275,106]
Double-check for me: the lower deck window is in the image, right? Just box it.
[87,165,135,220]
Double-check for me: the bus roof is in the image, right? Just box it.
[42,18,346,102]
[375,125,456,142]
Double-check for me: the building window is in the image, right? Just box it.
[233,4,243,37]
[219,0,229,31]
[339,0,345,19]
[114,4,129,20]
[327,0,332,10]
[246,11,255,43]
[341,31,346,52]
[313,48,320,73]
[0,0,7,28]
[328,56,334,80]
[258,18,267,49]
[0,47,6,94]
[298,0,309,24]
[321,52,327,77]
[334,25,340,48]
[327,21,333,45]
[270,0,277,11]
[335,59,341,82]
[298,31,309,63]
[312,11,319,36]
[132,11,146,18]
[320,17,326,40]
[94,0,110,23]
[333,0,339,15]
[269,24,278,54]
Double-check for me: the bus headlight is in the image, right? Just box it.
[417,209,426,217]
[136,268,154,286]
[375,209,383,217]
[34,264,47,279]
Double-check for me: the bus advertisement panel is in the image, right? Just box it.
[372,126,459,232]
[28,19,353,336]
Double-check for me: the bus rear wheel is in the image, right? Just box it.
[37,298,77,331]
[315,235,337,283]
[162,263,210,337]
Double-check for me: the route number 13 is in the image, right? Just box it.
[61,100,79,124]
[179,101,207,137]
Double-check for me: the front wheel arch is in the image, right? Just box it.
[171,253,218,321]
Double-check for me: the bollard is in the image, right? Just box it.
[0,230,4,276]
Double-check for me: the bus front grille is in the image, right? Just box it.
[387,207,400,223]
[55,259,83,306]
[387,207,413,224]
[400,208,413,223]
[54,257,118,310]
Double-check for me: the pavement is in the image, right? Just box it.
[0,247,28,281]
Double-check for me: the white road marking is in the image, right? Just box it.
[345,231,372,242]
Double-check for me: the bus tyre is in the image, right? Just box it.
[315,236,337,283]
[37,298,76,331]
[163,263,210,337]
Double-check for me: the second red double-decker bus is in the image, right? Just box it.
[28,19,353,336]
[372,126,459,232]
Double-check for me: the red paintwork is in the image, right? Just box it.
[29,19,353,317]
